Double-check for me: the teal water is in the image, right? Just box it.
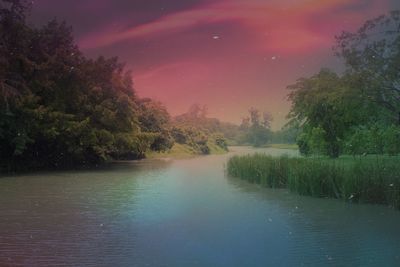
[0,147,399,266]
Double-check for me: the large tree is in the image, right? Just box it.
[335,10,400,124]
[288,69,355,158]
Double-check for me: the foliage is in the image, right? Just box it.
[287,11,400,157]
[296,133,311,156]
[270,122,299,144]
[335,10,400,124]
[170,105,230,155]
[288,69,352,157]
[238,107,272,147]
[0,1,174,171]
[308,127,327,156]
[136,98,174,152]
[383,125,400,156]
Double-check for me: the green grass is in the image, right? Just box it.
[267,144,299,150]
[206,140,229,155]
[146,142,228,159]
[227,154,400,209]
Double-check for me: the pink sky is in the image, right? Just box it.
[33,0,397,129]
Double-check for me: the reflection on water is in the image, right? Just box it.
[0,147,399,266]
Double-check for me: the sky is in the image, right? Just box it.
[30,0,400,129]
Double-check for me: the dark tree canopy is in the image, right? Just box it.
[335,10,400,124]
[0,0,174,170]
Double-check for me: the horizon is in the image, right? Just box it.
[29,0,400,129]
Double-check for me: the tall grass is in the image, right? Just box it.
[227,154,400,209]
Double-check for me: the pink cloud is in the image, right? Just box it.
[79,0,389,54]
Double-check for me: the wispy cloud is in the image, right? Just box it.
[79,0,388,53]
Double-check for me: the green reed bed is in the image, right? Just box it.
[227,154,400,209]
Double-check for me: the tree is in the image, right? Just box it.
[335,10,400,124]
[249,107,261,126]
[240,117,250,130]
[245,107,271,147]
[288,69,351,158]
[262,112,273,129]
[137,98,170,133]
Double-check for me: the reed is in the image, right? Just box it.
[227,154,400,209]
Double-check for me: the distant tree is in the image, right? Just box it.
[244,107,271,147]
[200,105,208,118]
[187,104,202,119]
[240,117,250,130]
[248,126,270,147]
[262,112,273,129]
[272,121,300,144]
[249,107,261,126]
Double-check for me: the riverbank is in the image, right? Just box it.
[227,154,400,209]
[266,144,298,150]
[147,143,297,160]
[146,142,228,159]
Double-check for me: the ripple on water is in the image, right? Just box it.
[0,148,399,266]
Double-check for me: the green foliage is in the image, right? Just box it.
[308,127,327,156]
[287,67,399,157]
[271,123,299,144]
[343,123,400,156]
[227,154,400,209]
[248,125,270,147]
[335,10,400,124]
[214,134,228,150]
[238,107,272,147]
[344,126,371,156]
[0,1,175,171]
[171,126,187,144]
[287,11,400,158]
[383,125,400,156]
[288,69,350,158]
[170,105,230,155]
[296,133,310,156]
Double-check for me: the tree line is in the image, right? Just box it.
[0,1,229,171]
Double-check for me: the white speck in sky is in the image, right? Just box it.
[213,35,220,40]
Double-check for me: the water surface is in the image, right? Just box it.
[1,147,399,266]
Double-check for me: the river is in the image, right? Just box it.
[0,147,399,266]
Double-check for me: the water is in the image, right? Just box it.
[0,147,399,266]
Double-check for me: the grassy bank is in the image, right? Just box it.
[146,142,228,159]
[267,144,298,150]
[227,154,400,209]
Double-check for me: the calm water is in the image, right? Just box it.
[1,147,400,267]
